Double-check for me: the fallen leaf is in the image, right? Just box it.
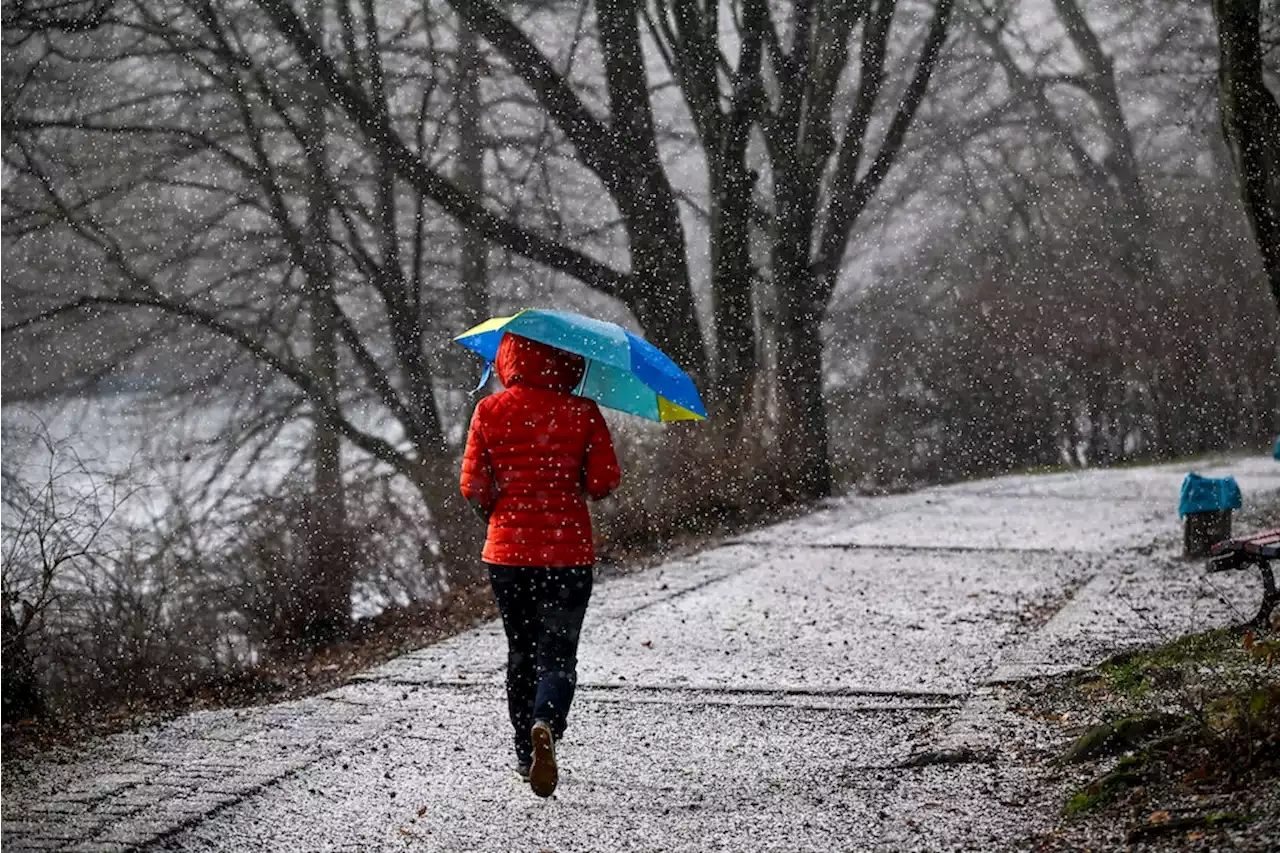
[1187,831,1205,841]
[1148,810,1172,825]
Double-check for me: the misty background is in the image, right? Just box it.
[2,0,1277,725]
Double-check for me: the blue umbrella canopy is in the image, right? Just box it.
[454,309,707,422]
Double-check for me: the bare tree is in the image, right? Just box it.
[759,0,954,494]
[815,0,1278,479]
[253,0,956,499]
[1213,0,1280,313]
[925,0,1220,463]
[2,0,490,630]
[455,8,491,327]
[299,0,350,644]
[1,422,145,720]
[828,182,1278,484]
[962,0,1163,288]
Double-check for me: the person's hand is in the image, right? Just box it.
[468,498,491,524]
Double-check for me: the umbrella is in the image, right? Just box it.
[454,308,707,422]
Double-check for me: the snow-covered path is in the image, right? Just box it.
[5,457,1278,853]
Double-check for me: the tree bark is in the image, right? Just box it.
[1213,0,1280,314]
[773,260,833,500]
[457,10,490,328]
[709,153,758,424]
[648,0,765,439]
[596,0,707,381]
[446,9,492,593]
[768,91,831,497]
[300,0,350,646]
[761,0,952,499]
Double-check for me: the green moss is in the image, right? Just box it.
[1064,756,1146,815]
[1064,724,1120,763]
[1098,629,1238,697]
[1063,715,1184,763]
[1102,659,1149,697]
[1204,811,1249,827]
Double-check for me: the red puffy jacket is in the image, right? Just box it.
[460,333,621,567]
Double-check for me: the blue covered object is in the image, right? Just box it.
[1179,473,1242,517]
[1273,435,1280,460]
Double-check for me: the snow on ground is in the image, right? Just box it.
[3,456,1277,852]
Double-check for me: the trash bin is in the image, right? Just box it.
[1179,473,1242,558]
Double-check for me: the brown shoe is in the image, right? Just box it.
[528,721,558,797]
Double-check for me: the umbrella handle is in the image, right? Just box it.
[573,359,592,397]
[471,362,493,394]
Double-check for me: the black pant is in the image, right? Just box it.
[487,564,594,762]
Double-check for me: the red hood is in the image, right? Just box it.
[495,333,585,391]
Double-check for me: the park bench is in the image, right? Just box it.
[1207,529,1279,628]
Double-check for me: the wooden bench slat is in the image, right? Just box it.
[1212,529,1280,557]
[1205,528,1279,627]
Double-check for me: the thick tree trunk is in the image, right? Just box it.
[411,448,487,594]
[457,12,489,327]
[770,137,832,500]
[299,0,350,646]
[773,259,833,500]
[1213,0,1280,314]
[596,0,707,383]
[709,151,758,426]
[443,15,492,595]
[615,197,707,384]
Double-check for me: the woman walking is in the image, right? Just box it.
[459,332,621,797]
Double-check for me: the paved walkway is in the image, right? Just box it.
[4,458,1278,852]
